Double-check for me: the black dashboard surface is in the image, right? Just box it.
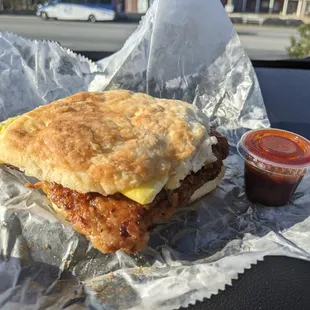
[185,256,310,310]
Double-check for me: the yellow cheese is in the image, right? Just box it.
[0,116,19,135]
[0,116,20,164]
[121,176,168,205]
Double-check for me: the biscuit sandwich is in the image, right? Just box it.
[0,90,229,253]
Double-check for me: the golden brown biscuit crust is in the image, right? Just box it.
[0,90,216,195]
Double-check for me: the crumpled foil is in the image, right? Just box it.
[1,0,309,309]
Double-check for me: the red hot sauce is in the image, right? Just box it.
[238,129,310,206]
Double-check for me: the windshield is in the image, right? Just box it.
[0,0,307,60]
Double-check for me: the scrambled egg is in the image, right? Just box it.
[121,176,168,205]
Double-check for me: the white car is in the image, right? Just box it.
[36,0,124,22]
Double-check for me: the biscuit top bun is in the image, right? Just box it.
[0,90,218,196]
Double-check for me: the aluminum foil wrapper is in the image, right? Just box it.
[1,0,310,309]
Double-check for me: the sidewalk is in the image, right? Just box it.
[126,12,305,27]
[0,10,307,27]
[229,13,305,27]
[0,9,35,15]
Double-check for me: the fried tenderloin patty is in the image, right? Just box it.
[33,130,229,253]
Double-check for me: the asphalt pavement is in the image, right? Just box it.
[236,25,298,60]
[0,15,299,60]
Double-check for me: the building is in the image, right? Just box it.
[125,0,310,18]
[223,0,310,17]
[125,0,152,13]
[0,0,40,10]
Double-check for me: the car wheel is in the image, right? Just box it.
[89,14,96,23]
[41,12,49,20]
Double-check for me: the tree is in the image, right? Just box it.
[287,23,310,59]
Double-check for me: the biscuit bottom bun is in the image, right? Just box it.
[189,167,225,204]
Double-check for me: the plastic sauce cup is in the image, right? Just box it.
[237,129,310,206]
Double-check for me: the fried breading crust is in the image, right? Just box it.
[33,132,229,253]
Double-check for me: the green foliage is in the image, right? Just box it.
[288,23,310,59]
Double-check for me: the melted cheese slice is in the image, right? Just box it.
[120,176,168,205]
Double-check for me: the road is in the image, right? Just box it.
[236,25,298,60]
[0,16,298,60]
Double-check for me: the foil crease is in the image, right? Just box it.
[1,0,309,309]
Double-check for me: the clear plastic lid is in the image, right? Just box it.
[237,128,310,169]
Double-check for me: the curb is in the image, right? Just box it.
[229,15,304,27]
[0,11,305,27]
[0,10,36,16]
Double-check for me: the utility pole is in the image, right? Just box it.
[225,0,234,13]
[297,0,306,17]
[297,0,302,16]
[301,0,307,18]
[269,0,275,14]
[255,0,261,13]
[242,0,247,12]
[282,0,289,15]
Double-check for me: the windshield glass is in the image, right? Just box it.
[0,0,307,60]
